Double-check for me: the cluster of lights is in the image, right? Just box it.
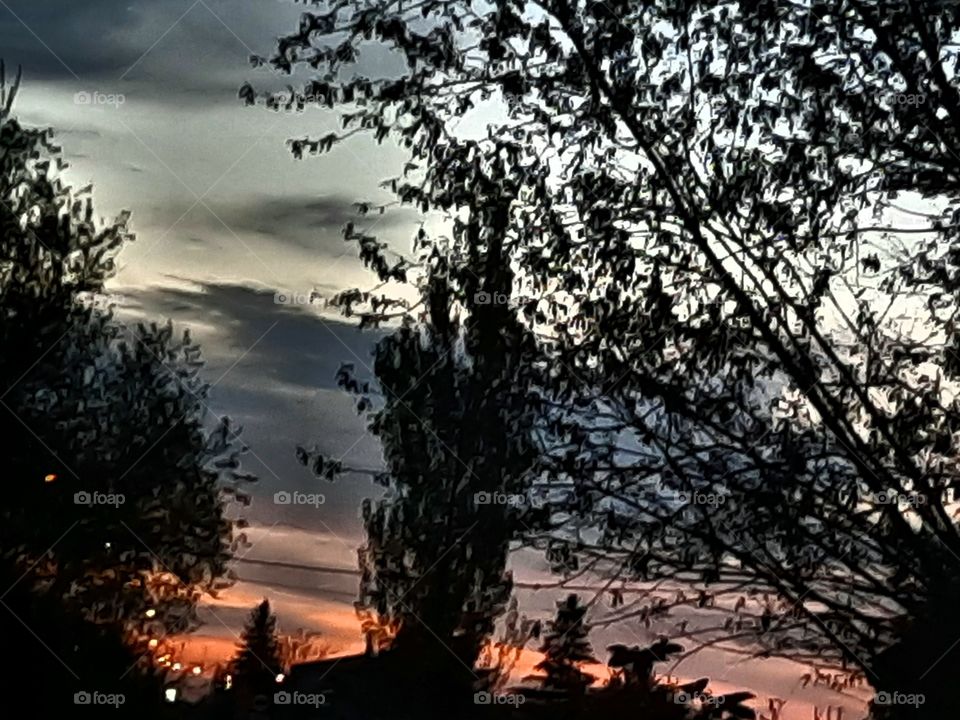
[29,492,213,708]
[156,655,186,673]
[144,606,211,680]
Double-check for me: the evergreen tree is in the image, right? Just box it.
[534,595,598,694]
[230,599,284,695]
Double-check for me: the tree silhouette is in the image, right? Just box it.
[607,639,685,689]
[256,2,960,715]
[230,599,283,697]
[295,186,546,694]
[532,594,598,695]
[1,554,173,719]
[0,66,251,679]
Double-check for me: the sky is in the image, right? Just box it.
[5,0,408,535]
[3,0,401,662]
[1,1,869,716]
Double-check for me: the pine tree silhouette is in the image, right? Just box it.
[230,599,283,698]
[534,594,598,694]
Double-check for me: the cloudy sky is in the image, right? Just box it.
[3,0,406,649]
[4,0,412,525]
[0,2,868,715]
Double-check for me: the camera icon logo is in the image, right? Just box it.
[474,291,491,305]
[74,491,92,506]
[74,91,91,105]
[274,292,289,305]
[274,691,291,705]
[474,491,491,505]
[274,491,292,505]
[74,691,92,705]
[474,691,492,705]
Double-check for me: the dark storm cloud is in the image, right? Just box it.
[230,195,375,234]
[0,0,145,80]
[122,279,388,535]
[0,0,297,94]
[0,0,400,106]
[128,278,384,394]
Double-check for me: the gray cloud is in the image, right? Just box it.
[0,0,299,100]
[1,0,404,114]
[0,0,145,80]
[120,278,388,535]
[128,278,383,389]
[211,194,412,252]
[1,0,414,626]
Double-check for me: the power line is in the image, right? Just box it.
[232,556,659,594]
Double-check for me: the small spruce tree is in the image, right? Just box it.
[534,594,598,695]
[230,600,284,697]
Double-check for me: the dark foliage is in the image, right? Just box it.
[0,67,251,709]
[229,599,284,705]
[0,557,172,718]
[255,1,960,716]
[530,594,598,694]
[297,188,547,690]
